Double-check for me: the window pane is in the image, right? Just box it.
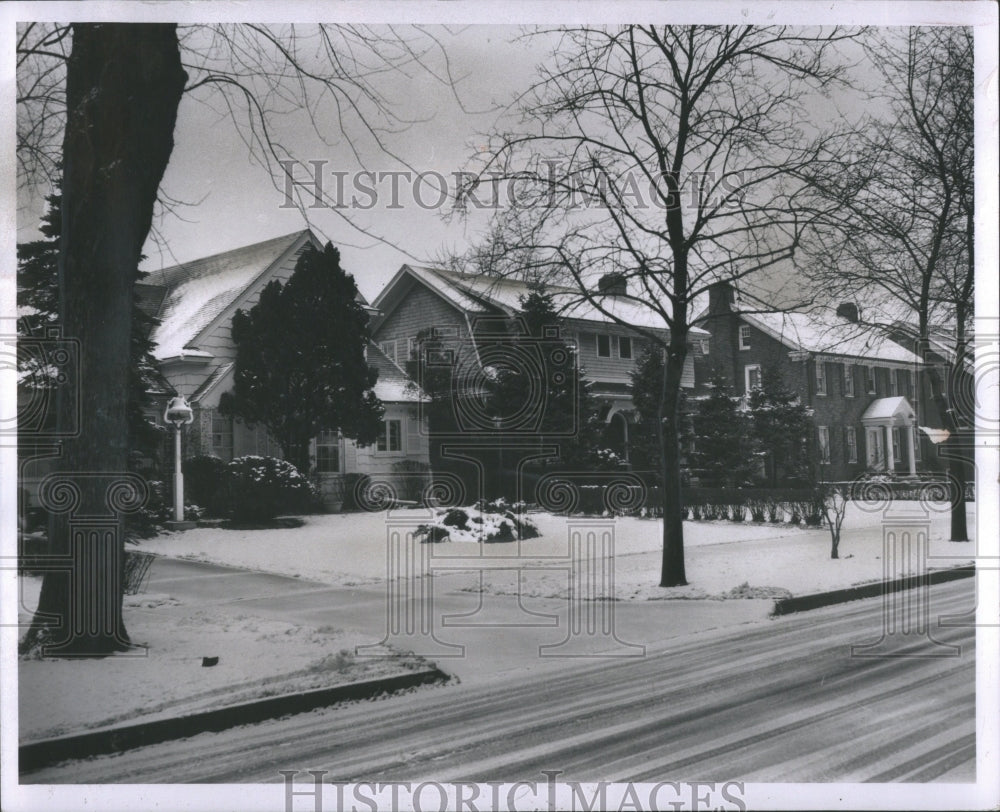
[388,419,401,451]
[618,336,632,359]
[739,325,751,349]
[597,334,611,357]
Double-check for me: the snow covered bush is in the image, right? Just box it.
[222,455,318,522]
[415,498,539,543]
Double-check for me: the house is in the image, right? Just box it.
[139,229,431,507]
[695,282,929,482]
[369,265,709,466]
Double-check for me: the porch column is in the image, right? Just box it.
[885,424,895,472]
[906,423,917,476]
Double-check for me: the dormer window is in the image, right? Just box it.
[738,324,751,350]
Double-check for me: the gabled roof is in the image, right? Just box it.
[144,230,348,361]
[367,342,427,403]
[861,396,915,423]
[374,264,708,336]
[742,309,923,365]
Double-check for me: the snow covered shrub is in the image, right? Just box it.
[415,499,539,543]
[223,455,318,521]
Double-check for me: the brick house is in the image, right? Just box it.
[369,265,709,467]
[694,282,928,482]
[139,230,431,507]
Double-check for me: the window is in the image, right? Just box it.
[738,324,751,350]
[211,411,233,462]
[846,426,858,463]
[379,340,396,364]
[818,426,831,464]
[891,427,901,465]
[618,336,633,359]
[815,361,827,396]
[914,430,922,461]
[699,339,710,356]
[843,364,855,397]
[407,338,418,361]
[889,368,898,396]
[864,366,876,394]
[315,430,340,473]
[903,369,914,399]
[377,419,402,452]
[745,364,762,392]
[597,334,611,358]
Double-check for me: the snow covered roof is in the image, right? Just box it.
[380,265,708,336]
[861,396,915,423]
[145,231,316,360]
[367,342,427,403]
[741,309,923,365]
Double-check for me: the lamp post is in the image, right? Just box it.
[164,396,194,522]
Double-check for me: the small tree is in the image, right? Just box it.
[818,482,849,559]
[690,370,757,488]
[219,242,384,472]
[487,285,606,474]
[748,366,814,486]
[630,343,693,484]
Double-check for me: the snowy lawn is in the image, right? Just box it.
[135,503,977,601]
[17,577,430,742]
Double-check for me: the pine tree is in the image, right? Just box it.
[630,343,695,485]
[219,242,384,472]
[488,284,606,473]
[747,366,814,486]
[17,187,165,461]
[690,368,758,488]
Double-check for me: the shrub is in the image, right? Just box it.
[393,459,431,503]
[222,456,317,522]
[182,454,228,516]
[415,498,539,543]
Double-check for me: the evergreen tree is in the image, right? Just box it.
[747,366,814,486]
[690,368,758,488]
[219,242,384,472]
[16,187,165,461]
[488,284,606,473]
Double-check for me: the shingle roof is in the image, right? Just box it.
[397,266,708,336]
[742,309,923,364]
[367,342,427,403]
[146,231,313,360]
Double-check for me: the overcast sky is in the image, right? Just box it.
[10,9,995,309]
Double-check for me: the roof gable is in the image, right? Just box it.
[148,230,320,360]
[740,310,923,365]
[375,264,708,337]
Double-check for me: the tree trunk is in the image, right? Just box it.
[659,334,688,587]
[24,24,186,656]
[947,308,970,542]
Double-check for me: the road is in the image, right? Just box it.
[23,578,975,784]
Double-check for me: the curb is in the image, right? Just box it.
[20,667,449,774]
[770,564,975,616]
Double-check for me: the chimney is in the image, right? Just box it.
[708,281,736,316]
[597,273,627,296]
[836,302,859,323]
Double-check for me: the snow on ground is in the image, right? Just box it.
[135,503,977,600]
[17,578,427,742]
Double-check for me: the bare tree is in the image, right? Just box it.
[16,22,457,654]
[800,27,974,541]
[459,25,857,586]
